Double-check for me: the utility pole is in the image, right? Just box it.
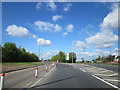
[72,52,73,63]
[72,43,73,63]
[38,40,41,62]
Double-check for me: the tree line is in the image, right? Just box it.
[92,55,119,63]
[50,51,76,63]
[2,42,39,62]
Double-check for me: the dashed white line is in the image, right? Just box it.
[30,65,56,88]
[82,70,86,72]
[73,66,77,68]
[92,75,119,89]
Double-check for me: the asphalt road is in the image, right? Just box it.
[85,63,119,73]
[29,63,117,88]
[4,63,54,88]
[2,63,119,89]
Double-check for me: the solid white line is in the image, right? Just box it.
[95,73,118,76]
[92,75,120,89]
[30,65,56,88]
[82,70,86,72]
[104,79,120,82]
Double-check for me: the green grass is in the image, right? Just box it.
[2,62,44,66]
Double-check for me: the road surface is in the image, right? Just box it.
[85,63,119,73]
[2,63,119,89]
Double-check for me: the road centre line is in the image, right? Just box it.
[29,65,56,88]
[92,75,120,89]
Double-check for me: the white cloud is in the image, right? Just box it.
[31,34,38,39]
[41,50,59,59]
[64,3,72,12]
[80,24,95,36]
[66,24,74,32]
[36,2,43,9]
[86,3,119,49]
[86,30,118,48]
[34,21,61,32]
[77,52,99,61]
[114,48,120,51]
[52,15,62,22]
[62,24,74,36]
[94,49,101,53]
[72,41,89,51]
[100,3,119,30]
[6,24,39,40]
[47,50,59,56]
[62,32,68,36]
[37,38,51,46]
[6,25,29,37]
[47,2,57,11]
[36,2,57,11]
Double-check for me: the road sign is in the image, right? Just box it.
[66,53,69,60]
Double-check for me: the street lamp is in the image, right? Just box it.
[72,43,74,63]
[38,40,41,62]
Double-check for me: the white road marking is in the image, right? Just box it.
[92,75,120,89]
[73,66,77,68]
[25,82,32,87]
[104,79,120,82]
[29,65,56,88]
[82,70,86,72]
[95,73,118,76]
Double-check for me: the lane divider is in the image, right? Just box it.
[35,67,38,78]
[30,64,56,88]
[0,73,5,90]
[46,65,48,72]
[92,75,120,89]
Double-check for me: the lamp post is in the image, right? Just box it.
[38,40,41,62]
[72,43,73,63]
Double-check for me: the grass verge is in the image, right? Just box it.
[2,62,45,73]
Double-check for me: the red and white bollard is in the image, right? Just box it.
[35,67,38,78]
[0,73,5,90]
[46,65,48,72]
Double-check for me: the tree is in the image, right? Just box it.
[69,52,76,63]
[58,51,66,63]
[81,58,85,63]
[2,42,19,62]
[50,51,66,63]
[2,42,39,62]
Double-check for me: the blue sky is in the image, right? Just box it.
[2,2,119,60]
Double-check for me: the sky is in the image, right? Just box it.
[2,2,119,61]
